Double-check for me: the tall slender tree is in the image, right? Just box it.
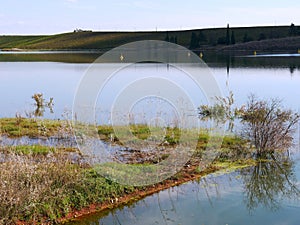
[164,31,170,42]
[226,24,231,45]
[198,31,207,44]
[289,23,297,36]
[189,32,199,49]
[174,36,178,44]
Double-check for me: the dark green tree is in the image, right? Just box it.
[164,31,170,42]
[208,35,217,46]
[258,33,266,41]
[226,24,230,45]
[289,23,297,36]
[189,32,199,49]
[243,33,253,42]
[231,31,236,45]
[217,36,227,45]
[198,31,207,44]
[169,36,175,43]
[243,33,248,42]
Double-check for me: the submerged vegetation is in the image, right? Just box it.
[198,94,300,158]
[31,93,54,117]
[0,131,251,224]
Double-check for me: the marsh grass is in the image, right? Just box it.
[0,153,80,224]
[0,118,62,138]
[0,118,242,151]
[0,150,135,224]
[0,118,135,224]
[0,118,250,224]
[13,145,56,155]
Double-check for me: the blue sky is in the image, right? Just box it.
[1,0,300,34]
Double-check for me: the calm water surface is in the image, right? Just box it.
[1,52,300,224]
[0,62,84,118]
[1,55,300,119]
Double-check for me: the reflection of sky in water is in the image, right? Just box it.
[213,67,300,111]
[0,62,86,118]
[1,62,300,121]
[95,63,208,125]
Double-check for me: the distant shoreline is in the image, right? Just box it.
[0,25,299,52]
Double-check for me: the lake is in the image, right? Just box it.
[1,51,300,224]
[1,52,300,120]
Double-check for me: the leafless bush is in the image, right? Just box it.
[32,93,54,117]
[198,93,300,158]
[240,95,300,157]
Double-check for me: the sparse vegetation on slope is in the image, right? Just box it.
[0,25,299,51]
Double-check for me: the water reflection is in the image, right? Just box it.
[290,65,297,74]
[241,154,300,212]
[0,52,102,63]
[200,52,300,74]
[67,152,300,225]
[1,52,300,72]
[32,93,54,117]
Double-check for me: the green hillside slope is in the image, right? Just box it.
[0,25,299,51]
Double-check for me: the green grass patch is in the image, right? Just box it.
[14,145,55,155]
[1,145,78,155]
[0,118,62,137]
[129,124,151,140]
[211,159,257,176]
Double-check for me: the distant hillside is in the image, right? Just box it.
[0,25,299,51]
[221,36,300,52]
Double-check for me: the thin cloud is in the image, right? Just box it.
[133,1,159,10]
[17,21,25,25]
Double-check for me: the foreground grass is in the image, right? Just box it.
[0,153,136,225]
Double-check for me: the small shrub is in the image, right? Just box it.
[198,94,300,158]
[240,95,300,157]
